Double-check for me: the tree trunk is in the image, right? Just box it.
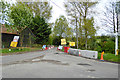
[76,17,78,49]
[84,15,87,49]
[0,27,1,49]
[113,7,116,33]
[116,9,119,32]
[20,33,24,47]
[29,32,32,47]
[85,32,87,49]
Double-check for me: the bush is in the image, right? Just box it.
[31,44,42,48]
[103,41,115,54]
[94,46,102,52]
[95,38,115,53]
[98,53,120,62]
[52,36,61,46]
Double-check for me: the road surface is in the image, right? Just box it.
[1,47,119,78]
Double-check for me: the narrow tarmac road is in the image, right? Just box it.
[1,47,119,78]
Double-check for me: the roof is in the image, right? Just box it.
[1,24,18,35]
[21,27,36,37]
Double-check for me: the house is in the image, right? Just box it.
[20,27,35,47]
[1,24,35,48]
[1,24,19,48]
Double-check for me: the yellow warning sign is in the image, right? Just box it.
[69,42,75,46]
[10,41,18,47]
[61,39,66,45]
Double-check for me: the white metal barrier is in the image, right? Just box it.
[68,48,98,59]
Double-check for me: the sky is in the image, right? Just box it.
[49,0,108,36]
[49,0,68,24]
[1,0,119,36]
[49,0,120,36]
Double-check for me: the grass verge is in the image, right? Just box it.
[0,47,42,56]
[59,48,120,63]
[98,53,120,63]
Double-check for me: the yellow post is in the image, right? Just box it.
[102,51,104,55]
[116,49,119,56]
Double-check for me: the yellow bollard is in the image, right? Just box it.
[116,49,119,55]
[102,51,104,55]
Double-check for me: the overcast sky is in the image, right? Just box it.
[49,0,109,36]
[49,0,120,36]
[49,0,67,23]
[1,0,118,36]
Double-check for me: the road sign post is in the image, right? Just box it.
[106,33,120,56]
[115,33,118,56]
[110,33,119,56]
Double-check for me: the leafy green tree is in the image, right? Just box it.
[53,15,73,45]
[65,27,73,41]
[48,34,53,45]
[9,3,33,31]
[65,1,97,49]
[8,2,33,46]
[0,0,13,24]
[29,16,51,44]
[53,15,68,38]
[82,17,96,49]
[83,17,96,38]
[25,2,52,21]
[52,36,61,46]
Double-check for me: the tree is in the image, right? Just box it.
[100,1,120,55]
[65,27,73,41]
[48,34,53,45]
[53,15,73,45]
[8,2,33,46]
[29,16,51,44]
[94,36,116,53]
[9,3,33,29]
[25,2,52,21]
[52,36,61,46]
[116,2,120,33]
[118,36,120,54]
[0,0,10,23]
[64,1,97,49]
[53,15,69,38]
[101,1,120,33]
[82,17,96,49]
